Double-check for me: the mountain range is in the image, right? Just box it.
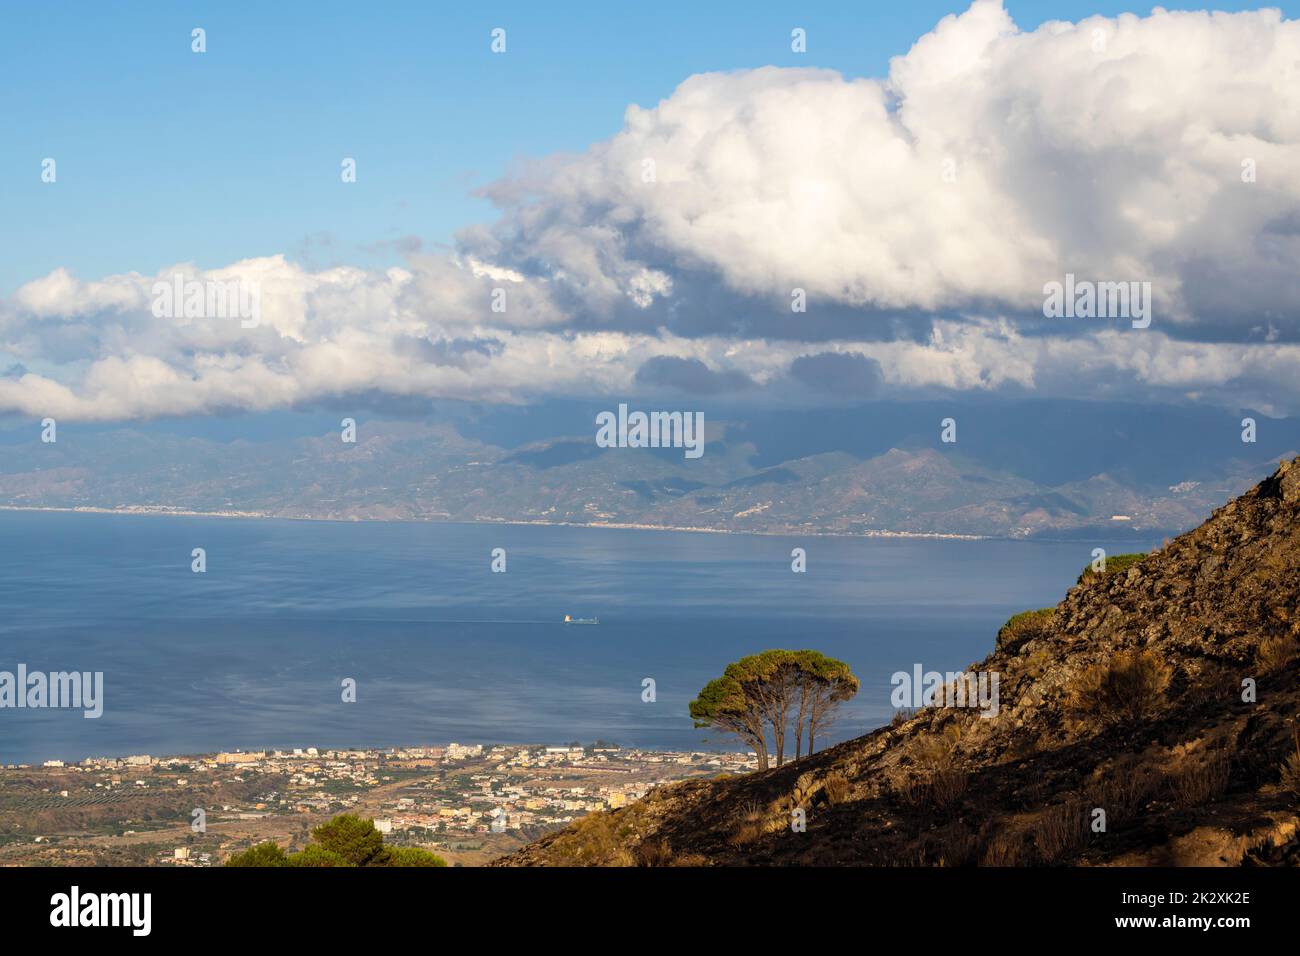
[0,400,1295,538]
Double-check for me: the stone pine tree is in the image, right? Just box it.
[798,651,859,756]
[225,814,447,867]
[689,671,771,769]
[690,650,858,769]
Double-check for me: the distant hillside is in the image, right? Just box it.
[495,458,1300,866]
[0,416,1287,538]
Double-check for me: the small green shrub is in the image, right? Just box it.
[225,841,287,867]
[997,608,1055,653]
[384,846,448,867]
[286,845,352,867]
[224,813,447,868]
[1079,552,1146,583]
[310,814,387,866]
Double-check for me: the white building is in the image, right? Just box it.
[445,743,482,761]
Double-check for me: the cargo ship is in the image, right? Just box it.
[563,615,599,625]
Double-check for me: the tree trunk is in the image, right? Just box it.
[794,686,809,760]
[746,722,769,771]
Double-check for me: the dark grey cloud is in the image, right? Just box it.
[788,352,883,398]
[634,355,754,394]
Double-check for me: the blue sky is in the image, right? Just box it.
[2,0,1299,425]
[3,0,1294,294]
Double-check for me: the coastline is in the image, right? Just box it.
[2,740,748,770]
[0,503,990,541]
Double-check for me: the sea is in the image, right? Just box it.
[0,510,1159,765]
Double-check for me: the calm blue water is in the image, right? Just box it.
[0,511,1157,764]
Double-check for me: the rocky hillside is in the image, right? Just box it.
[496,458,1300,866]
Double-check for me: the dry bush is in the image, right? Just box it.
[1022,648,1053,680]
[1261,543,1299,577]
[1014,777,1049,810]
[549,810,636,866]
[914,736,954,766]
[1004,731,1046,764]
[1169,749,1231,809]
[635,839,673,867]
[894,772,929,808]
[822,772,852,806]
[670,853,711,867]
[1088,762,1158,823]
[1033,801,1090,863]
[980,827,1030,866]
[1067,649,1172,727]
[929,767,969,809]
[1279,730,1300,804]
[891,707,918,727]
[885,847,928,867]
[912,722,963,764]
[898,727,968,810]
[1258,636,1300,673]
[925,822,978,867]
[729,799,774,847]
[894,766,967,810]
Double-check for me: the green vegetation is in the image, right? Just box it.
[385,846,449,867]
[309,813,387,865]
[226,841,289,867]
[1079,552,1146,582]
[225,813,447,867]
[689,649,859,769]
[996,608,1055,653]
[285,844,350,867]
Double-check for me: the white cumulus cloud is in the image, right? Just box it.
[3,1,1299,422]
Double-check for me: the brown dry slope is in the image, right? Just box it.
[496,458,1300,866]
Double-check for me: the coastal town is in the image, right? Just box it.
[0,743,756,866]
